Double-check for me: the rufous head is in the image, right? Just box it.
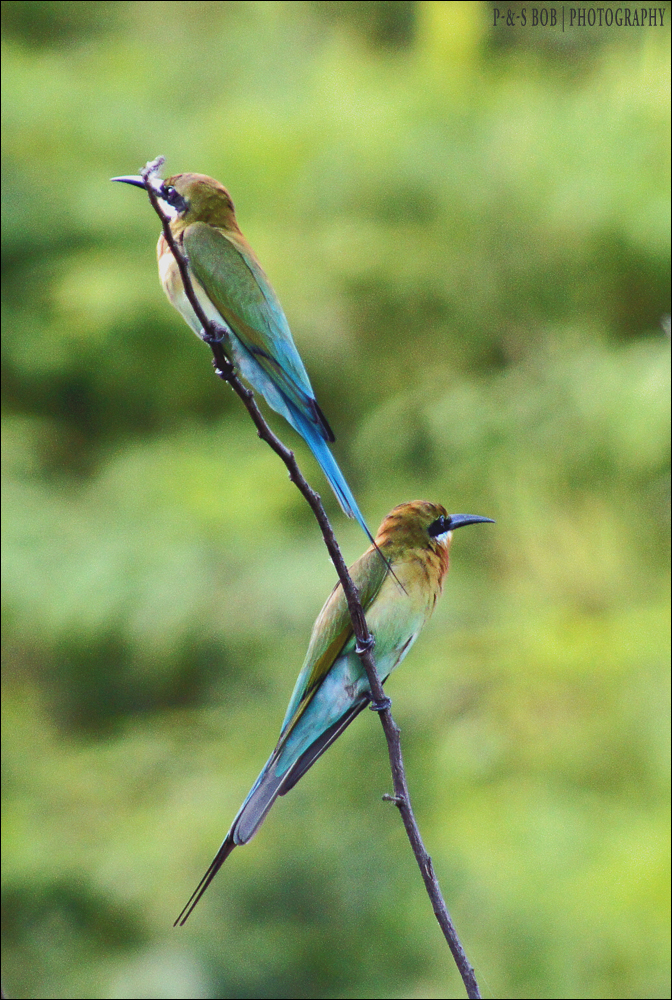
[112,171,238,231]
[375,501,494,558]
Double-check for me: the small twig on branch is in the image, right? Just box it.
[140,157,481,999]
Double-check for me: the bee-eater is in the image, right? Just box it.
[175,501,494,925]
[111,170,371,540]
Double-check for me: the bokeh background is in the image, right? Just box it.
[2,3,670,998]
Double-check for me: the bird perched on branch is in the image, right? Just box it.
[112,169,371,540]
[174,500,493,925]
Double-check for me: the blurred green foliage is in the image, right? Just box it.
[2,2,670,998]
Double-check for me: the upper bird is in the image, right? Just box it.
[174,500,494,925]
[112,170,371,540]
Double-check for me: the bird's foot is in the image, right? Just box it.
[201,324,226,345]
[369,695,391,713]
[355,634,375,655]
[212,357,236,379]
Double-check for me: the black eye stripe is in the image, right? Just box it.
[160,184,187,212]
[428,516,449,537]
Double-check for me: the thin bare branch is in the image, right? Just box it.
[140,157,481,999]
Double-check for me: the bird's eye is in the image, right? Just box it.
[428,516,449,538]
[161,184,186,211]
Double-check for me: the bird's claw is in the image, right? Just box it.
[202,325,226,345]
[213,362,235,380]
[355,634,375,655]
[369,695,391,713]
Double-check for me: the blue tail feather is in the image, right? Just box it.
[287,406,373,543]
[225,336,372,541]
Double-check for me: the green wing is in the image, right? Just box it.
[280,546,389,733]
[183,222,316,416]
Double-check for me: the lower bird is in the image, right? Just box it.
[175,500,494,925]
[111,169,372,541]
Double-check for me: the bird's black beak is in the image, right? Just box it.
[110,175,147,189]
[447,514,495,531]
